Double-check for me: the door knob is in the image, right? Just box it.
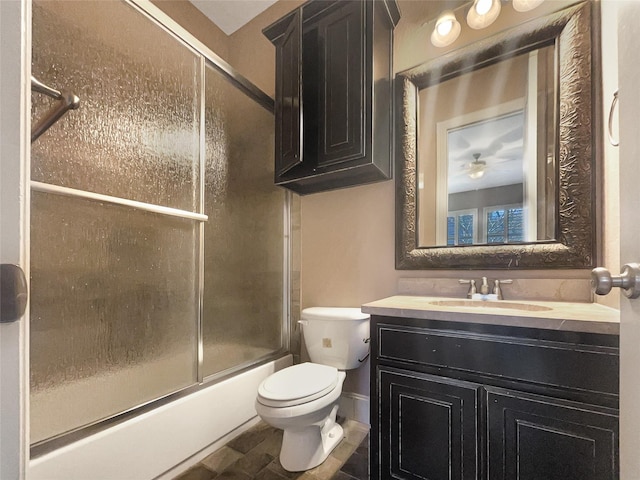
[591,263,640,299]
[1,264,28,322]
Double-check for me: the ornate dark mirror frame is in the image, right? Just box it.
[395,2,600,270]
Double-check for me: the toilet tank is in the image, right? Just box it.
[300,307,370,370]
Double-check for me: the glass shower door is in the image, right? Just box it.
[30,0,202,444]
[30,0,287,448]
[202,64,285,378]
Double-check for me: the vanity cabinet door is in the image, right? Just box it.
[377,366,481,480]
[486,387,619,480]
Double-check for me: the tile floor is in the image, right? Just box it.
[174,418,369,480]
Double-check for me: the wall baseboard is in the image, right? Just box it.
[338,392,370,425]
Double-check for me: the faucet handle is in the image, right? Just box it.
[492,279,513,299]
[459,279,477,298]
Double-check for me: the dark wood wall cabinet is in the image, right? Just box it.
[370,315,620,480]
[263,0,400,194]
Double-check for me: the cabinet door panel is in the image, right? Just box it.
[487,387,618,480]
[378,367,480,480]
[274,10,302,177]
[316,1,366,167]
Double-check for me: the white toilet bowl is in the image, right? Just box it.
[255,363,346,471]
[254,307,370,472]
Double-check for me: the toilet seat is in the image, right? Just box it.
[257,363,338,407]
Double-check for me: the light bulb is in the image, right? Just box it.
[475,0,492,16]
[431,11,461,48]
[469,170,485,179]
[512,0,544,12]
[467,0,501,29]
[437,19,453,36]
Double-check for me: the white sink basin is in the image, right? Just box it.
[428,299,553,312]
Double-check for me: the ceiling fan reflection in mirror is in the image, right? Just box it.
[467,153,486,179]
[446,110,525,193]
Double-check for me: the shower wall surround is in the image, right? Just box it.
[30,0,286,446]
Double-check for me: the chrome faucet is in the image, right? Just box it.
[460,278,512,299]
[479,277,490,295]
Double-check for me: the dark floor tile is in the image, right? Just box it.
[228,423,279,454]
[329,439,358,463]
[266,458,303,479]
[201,446,244,475]
[174,465,217,480]
[249,428,284,458]
[354,435,368,456]
[302,455,342,480]
[172,420,369,480]
[330,472,356,480]
[215,468,252,480]
[341,421,369,444]
[233,451,275,476]
[339,452,368,480]
[254,468,291,480]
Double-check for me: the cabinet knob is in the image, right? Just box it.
[591,263,640,298]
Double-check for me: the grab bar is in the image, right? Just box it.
[31,76,80,143]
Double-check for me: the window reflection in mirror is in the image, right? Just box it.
[417,45,556,247]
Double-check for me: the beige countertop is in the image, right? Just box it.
[362,295,620,335]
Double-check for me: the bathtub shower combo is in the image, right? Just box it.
[29,0,290,473]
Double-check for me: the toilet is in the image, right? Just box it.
[255,307,370,472]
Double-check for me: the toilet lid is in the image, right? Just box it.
[257,363,338,407]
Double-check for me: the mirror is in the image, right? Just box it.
[419,45,556,247]
[396,2,599,269]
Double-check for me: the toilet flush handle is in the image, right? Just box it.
[358,338,371,363]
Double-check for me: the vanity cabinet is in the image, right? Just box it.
[263,0,400,194]
[370,315,619,480]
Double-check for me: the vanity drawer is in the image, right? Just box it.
[377,324,619,397]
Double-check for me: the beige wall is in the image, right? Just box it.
[228,0,305,97]
[151,0,230,60]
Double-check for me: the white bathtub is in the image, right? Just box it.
[29,355,292,480]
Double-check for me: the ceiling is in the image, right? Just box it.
[190,0,278,35]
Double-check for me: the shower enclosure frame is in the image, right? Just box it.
[27,0,292,458]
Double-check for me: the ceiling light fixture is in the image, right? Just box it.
[512,0,544,12]
[467,0,501,29]
[429,0,545,48]
[431,10,461,47]
[468,169,485,180]
[468,153,487,179]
